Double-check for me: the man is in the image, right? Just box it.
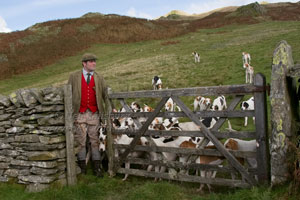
[68,53,108,177]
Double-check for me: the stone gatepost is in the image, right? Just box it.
[270,40,299,185]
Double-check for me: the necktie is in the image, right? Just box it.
[87,73,91,85]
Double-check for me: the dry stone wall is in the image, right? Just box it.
[0,87,69,192]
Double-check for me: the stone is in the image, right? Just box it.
[16,156,29,161]
[26,183,50,193]
[20,89,38,107]
[0,113,12,121]
[9,90,25,107]
[5,105,17,113]
[19,175,56,184]
[0,176,9,182]
[19,114,54,121]
[0,127,6,132]
[34,105,64,113]
[0,162,9,169]
[0,156,12,162]
[0,170,3,175]
[30,167,58,175]
[0,120,11,126]
[6,127,25,134]
[0,150,20,157]
[57,163,66,172]
[0,94,11,107]
[37,115,64,126]
[29,130,53,135]
[270,41,296,185]
[0,133,8,138]
[39,135,66,144]
[14,135,40,143]
[42,87,64,103]
[0,143,12,149]
[29,88,44,104]
[38,126,65,133]
[10,160,58,168]
[4,169,30,177]
[0,137,15,143]
[25,149,66,161]
[10,142,65,151]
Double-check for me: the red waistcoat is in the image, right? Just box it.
[79,73,98,113]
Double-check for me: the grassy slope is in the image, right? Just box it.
[1,21,299,94]
[0,21,300,199]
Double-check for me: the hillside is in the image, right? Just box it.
[0,21,299,95]
[158,6,238,20]
[0,1,300,82]
[0,15,191,80]
[0,20,300,200]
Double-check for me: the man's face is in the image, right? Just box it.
[83,59,96,72]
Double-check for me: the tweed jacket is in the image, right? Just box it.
[67,70,108,116]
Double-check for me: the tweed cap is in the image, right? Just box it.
[82,53,98,62]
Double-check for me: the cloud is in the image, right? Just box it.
[0,0,96,19]
[126,7,153,19]
[0,16,11,33]
[32,0,94,7]
[185,0,299,14]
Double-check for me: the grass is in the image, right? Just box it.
[0,173,299,200]
[1,21,299,95]
[0,21,300,199]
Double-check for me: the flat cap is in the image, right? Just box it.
[82,53,98,62]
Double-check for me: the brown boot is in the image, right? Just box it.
[78,160,87,174]
[93,160,103,177]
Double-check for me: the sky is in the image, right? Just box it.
[0,0,299,32]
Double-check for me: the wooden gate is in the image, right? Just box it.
[105,73,270,188]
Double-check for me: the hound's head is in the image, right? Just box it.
[163,118,178,129]
[224,138,238,150]
[143,104,154,112]
[157,84,162,90]
[165,98,174,111]
[203,98,211,109]
[130,102,142,112]
[153,76,159,83]
[112,118,121,129]
[212,105,219,111]
[240,101,249,110]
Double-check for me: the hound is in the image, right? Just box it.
[211,95,232,130]
[152,76,162,90]
[224,138,257,181]
[241,97,255,126]
[243,63,254,84]
[193,96,211,111]
[192,51,200,63]
[130,102,143,112]
[242,52,251,64]
[114,134,148,181]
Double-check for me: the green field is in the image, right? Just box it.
[0,173,298,200]
[1,21,299,95]
[0,21,300,199]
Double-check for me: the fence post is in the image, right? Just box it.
[106,88,115,176]
[254,73,270,185]
[64,84,77,185]
[270,40,297,185]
